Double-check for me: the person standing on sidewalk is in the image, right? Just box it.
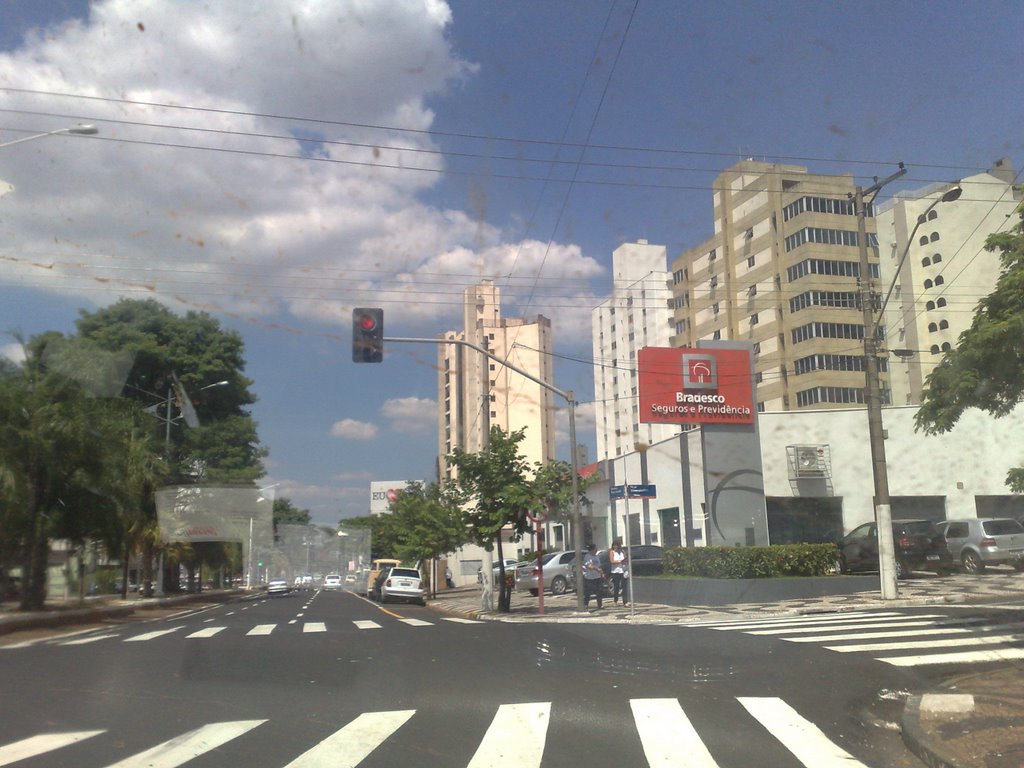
[609,538,629,606]
[582,544,604,610]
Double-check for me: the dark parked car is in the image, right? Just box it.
[836,519,954,578]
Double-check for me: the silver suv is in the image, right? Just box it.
[935,518,1024,573]
[515,551,577,596]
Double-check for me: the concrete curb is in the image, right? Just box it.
[901,695,964,768]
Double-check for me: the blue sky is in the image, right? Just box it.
[0,1,1020,524]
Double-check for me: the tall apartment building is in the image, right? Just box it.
[875,158,1021,405]
[592,240,678,460]
[669,160,884,412]
[437,280,555,479]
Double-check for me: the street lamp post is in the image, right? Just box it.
[855,166,961,600]
[0,124,98,149]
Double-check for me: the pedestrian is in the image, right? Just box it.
[609,537,629,606]
[445,566,454,589]
[582,543,604,610]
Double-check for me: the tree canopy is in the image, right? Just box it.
[915,199,1024,490]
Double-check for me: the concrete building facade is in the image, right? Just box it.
[592,240,680,460]
[669,160,886,413]
[875,158,1022,405]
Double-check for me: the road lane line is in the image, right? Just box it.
[186,627,226,639]
[0,730,105,767]
[353,620,381,630]
[878,647,1024,666]
[441,617,482,624]
[247,624,276,636]
[702,611,906,629]
[303,622,327,633]
[739,697,868,768]
[630,698,719,767]
[124,627,184,642]
[283,710,415,768]
[398,618,433,626]
[785,625,985,643]
[104,720,266,768]
[60,633,121,646]
[467,702,550,768]
[747,617,951,635]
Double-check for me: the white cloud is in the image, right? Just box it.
[0,0,601,338]
[381,396,436,432]
[330,418,378,440]
[0,342,25,364]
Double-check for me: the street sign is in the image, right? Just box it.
[626,484,657,499]
[609,485,626,500]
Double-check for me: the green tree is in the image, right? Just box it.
[387,482,467,594]
[915,200,1024,491]
[273,497,312,528]
[447,426,536,612]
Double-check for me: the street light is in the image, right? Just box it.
[0,124,99,149]
[855,168,961,600]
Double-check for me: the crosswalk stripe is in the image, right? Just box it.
[353,620,381,630]
[247,624,276,636]
[702,611,906,629]
[877,647,1024,666]
[104,720,265,768]
[124,627,184,643]
[785,623,987,643]
[827,630,1024,653]
[283,710,415,768]
[467,702,550,768]
[746,616,949,635]
[303,622,327,633]
[60,633,120,646]
[739,697,868,768]
[186,627,226,639]
[630,698,718,767]
[398,618,433,627]
[0,730,105,767]
[441,617,482,624]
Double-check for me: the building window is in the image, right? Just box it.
[747,254,756,268]
[930,232,940,242]
[712,330,721,340]
[924,279,933,289]
[752,342,761,355]
[936,297,947,308]
[784,227,868,252]
[939,319,949,330]
[708,249,717,261]
[932,253,942,264]
[928,209,938,220]
[928,322,938,332]
[789,290,858,312]
[709,275,718,288]
[748,284,757,297]
[712,302,720,315]
[755,371,764,383]
[750,313,759,326]
[921,256,931,267]
[919,236,929,246]
[925,301,936,310]
[787,258,878,281]
[930,345,941,354]
[941,342,952,351]
[757,402,766,413]
[934,275,944,286]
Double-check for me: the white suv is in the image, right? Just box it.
[322,574,342,590]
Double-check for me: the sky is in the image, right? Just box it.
[0,0,1020,525]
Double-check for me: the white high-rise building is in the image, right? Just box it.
[592,240,677,460]
[875,158,1021,404]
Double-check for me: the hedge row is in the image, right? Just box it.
[663,543,839,579]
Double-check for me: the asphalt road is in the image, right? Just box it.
[0,589,941,767]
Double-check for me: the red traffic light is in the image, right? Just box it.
[352,307,384,363]
[357,313,378,332]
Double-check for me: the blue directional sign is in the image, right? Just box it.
[609,485,626,500]
[627,484,657,499]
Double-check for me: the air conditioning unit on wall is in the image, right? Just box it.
[786,444,834,496]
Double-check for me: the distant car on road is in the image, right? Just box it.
[836,519,954,578]
[267,578,291,596]
[935,518,1024,573]
[322,574,342,590]
[379,567,426,605]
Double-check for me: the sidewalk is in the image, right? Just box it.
[428,576,1024,768]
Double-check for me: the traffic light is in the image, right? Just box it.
[352,307,384,363]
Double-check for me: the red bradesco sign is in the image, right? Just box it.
[638,347,755,425]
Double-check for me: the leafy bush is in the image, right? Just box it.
[663,543,839,578]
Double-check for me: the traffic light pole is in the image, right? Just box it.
[386,335,586,613]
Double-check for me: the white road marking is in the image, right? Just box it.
[702,611,906,629]
[303,622,327,633]
[60,633,121,646]
[0,730,104,767]
[785,623,987,643]
[124,627,184,642]
[186,627,226,639]
[630,698,719,767]
[353,620,381,630]
[827,628,1024,652]
[441,617,482,624]
[398,618,433,626]
[247,624,276,636]
[739,697,868,767]
[746,616,948,635]
[467,702,550,768]
[878,647,1024,666]
[105,720,266,768]
[283,710,414,768]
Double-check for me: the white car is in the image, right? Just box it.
[322,574,342,590]
[379,567,426,605]
[267,578,291,597]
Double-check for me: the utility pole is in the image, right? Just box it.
[854,164,906,600]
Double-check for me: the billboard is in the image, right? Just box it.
[638,347,755,425]
[370,480,415,516]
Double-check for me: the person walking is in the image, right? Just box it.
[445,566,454,589]
[609,538,629,606]
[582,543,604,610]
